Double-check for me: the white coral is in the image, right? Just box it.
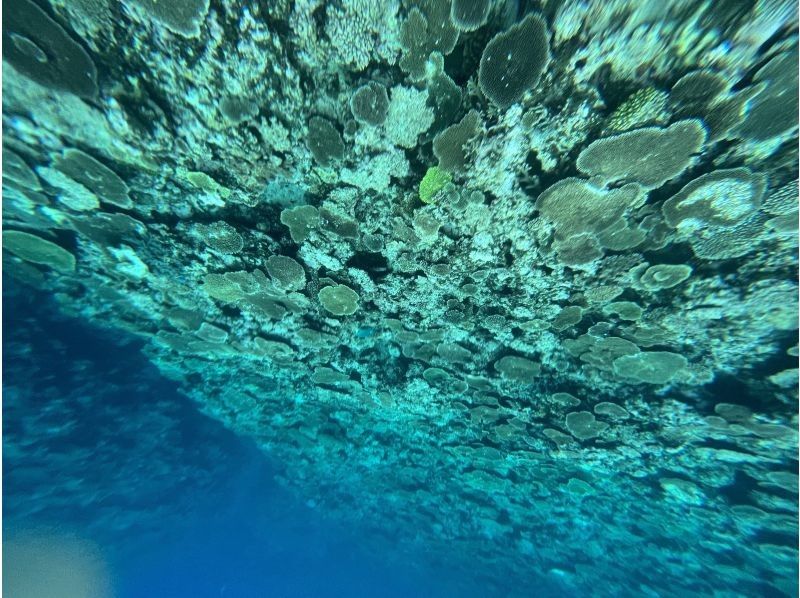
[385,86,434,149]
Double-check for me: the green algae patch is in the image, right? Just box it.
[419,166,451,204]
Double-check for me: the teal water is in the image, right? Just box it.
[3,1,798,596]
[4,287,483,597]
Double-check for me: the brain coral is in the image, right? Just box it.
[576,120,707,189]
[478,13,550,108]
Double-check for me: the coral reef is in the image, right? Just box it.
[3,0,798,595]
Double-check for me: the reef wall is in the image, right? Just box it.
[3,0,798,595]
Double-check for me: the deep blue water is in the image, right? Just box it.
[3,284,482,597]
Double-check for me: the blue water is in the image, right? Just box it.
[3,285,478,597]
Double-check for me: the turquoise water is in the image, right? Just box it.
[3,1,798,596]
[4,289,482,597]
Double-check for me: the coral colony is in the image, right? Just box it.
[3,0,798,595]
